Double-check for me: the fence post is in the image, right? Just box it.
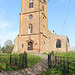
[48,54,50,68]
[15,58,17,66]
[62,57,65,74]
[67,57,69,75]
[19,54,20,68]
[10,55,12,66]
[48,54,51,69]
[55,56,57,66]
[50,54,51,69]
[6,63,8,71]
[25,52,27,68]
[19,54,21,69]
[58,57,59,65]
[63,57,65,69]
[22,54,24,69]
[60,57,61,65]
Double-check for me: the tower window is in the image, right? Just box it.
[22,44,24,48]
[29,15,33,19]
[29,0,33,8]
[28,24,33,34]
[56,40,61,48]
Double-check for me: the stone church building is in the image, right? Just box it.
[12,0,70,53]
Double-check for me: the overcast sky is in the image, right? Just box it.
[0,0,75,48]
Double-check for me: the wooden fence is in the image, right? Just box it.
[48,54,75,75]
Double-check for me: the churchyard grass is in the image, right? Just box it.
[27,54,42,67]
[0,53,42,71]
[43,52,75,75]
[54,52,75,58]
[42,52,75,58]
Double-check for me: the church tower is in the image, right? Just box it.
[20,0,48,35]
[13,0,71,53]
[13,0,48,53]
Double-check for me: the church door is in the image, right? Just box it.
[28,42,33,50]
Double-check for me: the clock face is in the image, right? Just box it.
[29,15,33,19]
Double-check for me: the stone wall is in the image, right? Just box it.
[12,0,71,54]
[12,35,19,53]
[47,30,71,53]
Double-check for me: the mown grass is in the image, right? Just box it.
[27,54,42,67]
[55,52,75,58]
[42,52,50,55]
[43,52,75,75]
[42,52,75,58]
[0,53,42,71]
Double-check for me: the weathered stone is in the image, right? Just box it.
[12,0,71,54]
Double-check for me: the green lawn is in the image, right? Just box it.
[42,52,75,58]
[54,52,75,58]
[43,52,75,75]
[27,54,42,67]
[0,53,42,71]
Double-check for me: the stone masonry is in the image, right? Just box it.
[12,0,71,53]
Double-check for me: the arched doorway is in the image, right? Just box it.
[28,42,33,50]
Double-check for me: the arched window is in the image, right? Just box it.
[22,44,24,48]
[56,40,61,48]
[28,24,33,34]
[29,0,33,8]
[28,42,33,50]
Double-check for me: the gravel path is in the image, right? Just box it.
[0,54,48,75]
